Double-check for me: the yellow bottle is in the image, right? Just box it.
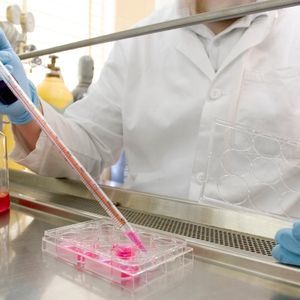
[37,55,73,111]
[2,56,73,172]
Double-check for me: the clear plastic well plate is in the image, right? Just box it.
[202,119,300,219]
[42,218,194,290]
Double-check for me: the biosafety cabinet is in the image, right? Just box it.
[1,1,300,299]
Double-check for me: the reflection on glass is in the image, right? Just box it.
[0,212,9,273]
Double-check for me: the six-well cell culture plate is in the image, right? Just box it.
[42,218,194,290]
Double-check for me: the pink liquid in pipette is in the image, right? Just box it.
[0,192,10,213]
[125,231,146,252]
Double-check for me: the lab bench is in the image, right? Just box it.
[1,170,300,300]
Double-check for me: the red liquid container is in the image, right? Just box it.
[0,130,9,213]
[0,192,10,213]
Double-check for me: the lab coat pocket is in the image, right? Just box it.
[237,67,300,140]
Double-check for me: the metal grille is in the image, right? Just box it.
[51,197,276,257]
[121,209,275,256]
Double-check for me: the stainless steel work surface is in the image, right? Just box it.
[0,205,299,300]
[1,171,300,299]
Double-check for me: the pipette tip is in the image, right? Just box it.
[125,230,147,252]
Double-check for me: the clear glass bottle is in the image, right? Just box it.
[0,131,10,213]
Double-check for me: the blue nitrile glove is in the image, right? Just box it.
[272,221,300,267]
[0,29,39,124]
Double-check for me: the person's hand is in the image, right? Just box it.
[0,29,39,124]
[272,221,300,267]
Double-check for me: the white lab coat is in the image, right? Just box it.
[12,4,300,217]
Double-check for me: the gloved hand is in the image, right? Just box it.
[272,221,300,267]
[0,29,39,124]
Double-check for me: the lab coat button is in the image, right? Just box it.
[209,88,222,100]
